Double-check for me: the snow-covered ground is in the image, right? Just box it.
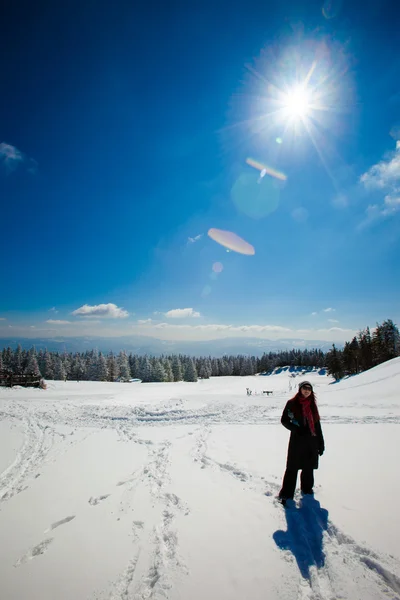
[1,360,400,600]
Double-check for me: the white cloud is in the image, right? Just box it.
[153,323,290,333]
[0,317,6,321]
[382,193,400,216]
[30,326,36,328]
[164,308,201,319]
[75,319,101,324]
[0,142,23,171]
[0,142,37,174]
[311,308,336,316]
[188,234,203,244]
[131,320,356,342]
[137,319,153,324]
[359,140,400,225]
[49,307,59,314]
[328,319,339,323]
[46,319,71,325]
[360,141,400,190]
[72,303,129,319]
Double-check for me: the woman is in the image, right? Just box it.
[278,381,325,505]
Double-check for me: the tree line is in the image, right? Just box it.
[325,319,400,381]
[1,320,398,383]
[0,345,326,383]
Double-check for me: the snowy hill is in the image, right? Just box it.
[0,359,400,599]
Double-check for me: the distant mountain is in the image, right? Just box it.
[0,335,337,357]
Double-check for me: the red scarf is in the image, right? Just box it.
[299,397,316,436]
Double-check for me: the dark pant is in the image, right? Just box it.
[279,467,314,499]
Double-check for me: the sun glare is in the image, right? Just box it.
[284,86,311,119]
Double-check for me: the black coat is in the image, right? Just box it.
[281,400,325,470]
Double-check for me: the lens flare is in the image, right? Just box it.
[212,262,224,273]
[208,228,255,256]
[245,157,287,181]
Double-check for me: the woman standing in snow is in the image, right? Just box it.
[278,381,325,505]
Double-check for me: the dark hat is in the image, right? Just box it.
[299,380,313,390]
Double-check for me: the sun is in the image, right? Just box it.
[283,85,311,119]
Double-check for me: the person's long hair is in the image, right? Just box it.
[290,389,320,422]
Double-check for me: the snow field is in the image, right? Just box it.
[0,359,400,599]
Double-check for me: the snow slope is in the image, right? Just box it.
[0,360,400,600]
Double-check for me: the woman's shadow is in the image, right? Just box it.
[273,495,329,580]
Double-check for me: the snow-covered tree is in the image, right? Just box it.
[240,357,254,376]
[163,358,173,382]
[88,350,99,380]
[24,353,41,377]
[107,353,119,381]
[184,358,198,382]
[141,357,153,383]
[130,355,140,379]
[152,359,167,382]
[118,351,131,380]
[171,356,183,382]
[98,353,109,381]
[43,351,55,380]
[13,344,23,374]
[54,357,67,380]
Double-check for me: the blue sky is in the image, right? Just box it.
[0,0,399,344]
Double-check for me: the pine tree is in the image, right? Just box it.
[326,345,344,381]
[358,327,373,371]
[152,359,167,382]
[211,358,219,376]
[98,353,109,381]
[107,353,119,381]
[43,351,55,380]
[118,351,131,381]
[373,319,400,363]
[240,357,254,376]
[71,357,84,381]
[130,355,140,379]
[14,344,23,374]
[88,350,99,380]
[199,361,210,379]
[141,356,153,382]
[342,338,359,375]
[171,356,183,382]
[54,357,67,380]
[24,353,41,377]
[62,352,72,379]
[184,358,198,382]
[163,359,174,382]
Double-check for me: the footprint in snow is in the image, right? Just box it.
[45,515,75,532]
[15,538,54,567]
[89,495,110,506]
